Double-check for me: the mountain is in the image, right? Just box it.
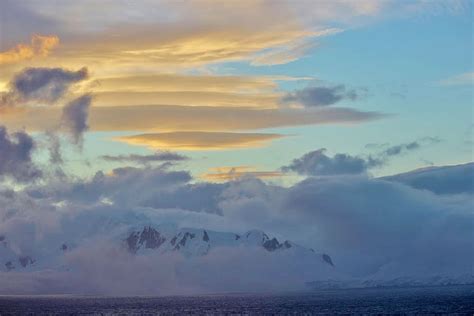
[0,225,334,272]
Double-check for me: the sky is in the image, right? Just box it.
[0,0,473,295]
[0,0,472,183]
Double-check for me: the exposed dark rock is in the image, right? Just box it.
[126,231,140,253]
[139,226,166,249]
[170,236,177,246]
[322,254,334,267]
[263,237,282,251]
[5,261,14,271]
[283,240,292,248]
[125,226,167,253]
[203,230,209,242]
[61,243,68,251]
[235,234,240,240]
[175,232,195,250]
[19,256,34,267]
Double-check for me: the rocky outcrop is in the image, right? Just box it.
[322,254,334,267]
[123,225,332,266]
[126,226,167,253]
[5,261,14,271]
[19,256,35,268]
[174,232,195,250]
[203,230,209,242]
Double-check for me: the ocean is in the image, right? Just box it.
[0,285,473,315]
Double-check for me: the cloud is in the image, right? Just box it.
[282,138,441,176]
[282,148,379,176]
[281,85,362,107]
[60,94,92,147]
[2,105,385,133]
[1,67,88,107]
[372,137,441,161]
[0,126,41,183]
[0,0,465,78]
[0,0,398,77]
[279,174,474,277]
[0,34,59,65]
[91,74,299,94]
[250,28,342,66]
[93,90,278,108]
[115,132,284,150]
[383,162,474,195]
[0,161,472,294]
[438,71,474,86]
[201,166,283,182]
[101,151,188,164]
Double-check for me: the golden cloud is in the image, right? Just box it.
[115,131,284,150]
[0,35,59,65]
[91,74,280,93]
[201,166,283,181]
[93,91,278,108]
[0,104,385,132]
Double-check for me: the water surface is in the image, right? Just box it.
[0,285,473,315]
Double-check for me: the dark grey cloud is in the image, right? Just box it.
[369,137,441,164]
[61,94,92,146]
[101,151,188,164]
[282,137,442,177]
[281,85,361,107]
[281,148,380,176]
[1,67,88,108]
[12,67,88,103]
[0,126,41,183]
[383,162,474,195]
[281,174,473,277]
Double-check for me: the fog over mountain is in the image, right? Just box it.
[0,162,472,295]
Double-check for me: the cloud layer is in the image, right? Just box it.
[116,131,285,150]
[0,161,472,294]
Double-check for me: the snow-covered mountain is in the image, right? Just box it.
[1,221,471,292]
[0,225,334,272]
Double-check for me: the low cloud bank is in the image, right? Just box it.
[0,161,472,294]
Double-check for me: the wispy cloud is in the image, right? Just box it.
[438,71,474,86]
[101,151,188,164]
[201,166,283,181]
[0,34,59,65]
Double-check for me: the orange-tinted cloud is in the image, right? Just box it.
[0,105,385,132]
[0,35,59,65]
[201,166,283,181]
[91,74,280,93]
[93,91,278,108]
[115,131,284,150]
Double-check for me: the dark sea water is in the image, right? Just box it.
[0,285,473,315]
